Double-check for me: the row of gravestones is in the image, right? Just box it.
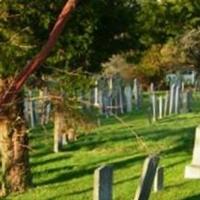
[23,79,193,128]
[149,82,193,122]
[93,155,162,200]
[23,89,51,128]
[91,76,142,116]
[23,76,143,128]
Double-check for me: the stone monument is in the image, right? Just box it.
[185,126,200,178]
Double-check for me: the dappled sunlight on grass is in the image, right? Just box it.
[4,93,200,200]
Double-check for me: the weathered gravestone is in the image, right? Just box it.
[23,97,29,123]
[151,93,157,122]
[181,90,193,113]
[154,166,164,192]
[185,126,200,178]
[133,79,141,110]
[169,84,176,115]
[133,155,159,200]
[158,96,163,119]
[164,92,169,117]
[94,80,99,107]
[108,77,113,115]
[124,84,132,113]
[150,83,154,94]
[93,165,113,200]
[28,90,36,128]
[175,84,180,114]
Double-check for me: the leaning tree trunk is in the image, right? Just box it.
[0,80,31,195]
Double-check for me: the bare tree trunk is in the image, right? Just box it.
[0,80,31,196]
[0,118,31,195]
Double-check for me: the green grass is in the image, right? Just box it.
[4,92,200,200]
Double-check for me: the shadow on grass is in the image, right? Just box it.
[164,158,189,169]
[45,186,92,200]
[182,194,200,200]
[37,154,144,187]
[114,175,139,186]
[31,153,72,167]
[63,131,137,152]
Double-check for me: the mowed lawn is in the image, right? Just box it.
[4,92,200,200]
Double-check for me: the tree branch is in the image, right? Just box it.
[0,0,78,110]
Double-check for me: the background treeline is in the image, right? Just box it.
[1,0,200,86]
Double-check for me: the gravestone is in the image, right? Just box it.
[154,167,164,192]
[150,83,154,94]
[181,82,185,92]
[185,126,200,178]
[119,86,124,114]
[169,84,176,115]
[175,84,180,114]
[151,93,157,122]
[98,90,103,115]
[134,155,159,200]
[28,90,36,128]
[93,165,113,200]
[158,96,163,119]
[164,92,169,117]
[45,102,51,124]
[181,90,192,113]
[108,77,113,115]
[188,90,193,112]
[94,80,99,107]
[124,84,132,113]
[133,79,141,110]
[23,97,29,123]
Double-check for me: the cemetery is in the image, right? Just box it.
[1,1,200,200]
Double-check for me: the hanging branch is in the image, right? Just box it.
[0,0,78,110]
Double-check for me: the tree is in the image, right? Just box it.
[178,28,200,73]
[0,0,78,195]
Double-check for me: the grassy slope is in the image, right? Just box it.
[4,93,200,200]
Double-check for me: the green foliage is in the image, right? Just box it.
[177,28,200,71]
[1,0,200,82]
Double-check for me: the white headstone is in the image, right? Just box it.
[185,126,200,178]
[124,84,132,113]
[169,84,176,115]
[159,96,163,119]
[94,80,99,107]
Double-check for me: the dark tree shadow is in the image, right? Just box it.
[37,154,144,186]
[182,194,200,200]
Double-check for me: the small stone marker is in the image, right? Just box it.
[175,85,180,114]
[133,79,141,110]
[158,96,163,119]
[151,93,157,122]
[124,84,132,113]
[93,165,113,200]
[150,83,154,93]
[154,166,164,192]
[181,90,192,113]
[169,84,176,115]
[94,80,99,107]
[133,155,159,200]
[188,90,193,112]
[119,87,124,114]
[185,126,200,178]
[164,92,169,117]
